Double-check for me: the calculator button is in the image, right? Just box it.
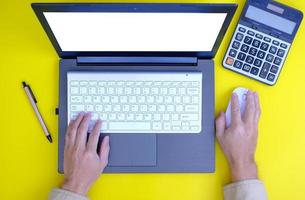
[267,73,276,82]
[247,30,255,36]
[241,44,249,53]
[244,36,253,45]
[277,49,285,58]
[234,60,243,69]
[250,67,259,75]
[266,54,274,63]
[272,40,280,46]
[259,62,271,79]
[280,43,288,49]
[239,27,246,32]
[270,65,279,74]
[232,41,241,49]
[229,49,237,58]
[252,39,261,48]
[257,51,266,59]
[242,64,251,72]
[249,47,258,56]
[246,55,254,64]
[274,57,282,65]
[260,42,269,51]
[235,33,244,41]
[237,52,246,61]
[269,46,278,54]
[264,37,271,42]
[255,33,263,39]
[254,59,262,67]
[225,57,234,66]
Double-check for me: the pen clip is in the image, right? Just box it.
[28,85,37,103]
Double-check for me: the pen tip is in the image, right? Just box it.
[22,81,26,87]
[47,135,53,143]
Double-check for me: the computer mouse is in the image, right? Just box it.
[225,87,248,128]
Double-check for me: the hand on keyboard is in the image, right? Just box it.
[62,112,110,196]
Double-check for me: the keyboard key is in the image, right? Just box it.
[242,64,251,72]
[246,55,254,64]
[241,44,249,53]
[235,33,244,41]
[280,43,288,49]
[229,49,237,58]
[109,122,151,131]
[247,30,254,36]
[239,27,246,32]
[250,67,259,75]
[259,62,271,79]
[254,59,263,67]
[249,47,258,56]
[252,39,261,48]
[181,114,198,121]
[269,46,277,54]
[274,57,282,65]
[266,54,274,63]
[270,65,279,74]
[71,105,85,111]
[244,36,253,45]
[225,57,234,66]
[267,73,276,82]
[71,96,82,103]
[277,49,285,58]
[237,52,246,61]
[264,37,271,42]
[234,60,243,69]
[70,87,79,94]
[257,51,266,59]
[260,42,269,51]
[232,41,241,49]
[255,33,263,39]
[272,40,280,46]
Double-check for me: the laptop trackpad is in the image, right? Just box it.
[107,134,156,166]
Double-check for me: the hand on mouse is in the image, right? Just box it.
[61,112,110,196]
[216,91,261,182]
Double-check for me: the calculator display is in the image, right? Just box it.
[245,5,296,34]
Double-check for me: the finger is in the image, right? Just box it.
[254,92,261,124]
[231,93,242,125]
[243,91,255,123]
[65,112,84,148]
[216,111,226,139]
[87,120,102,152]
[99,136,110,168]
[75,113,92,150]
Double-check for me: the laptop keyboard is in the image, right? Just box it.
[67,72,202,133]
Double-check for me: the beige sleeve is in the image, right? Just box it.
[49,188,89,200]
[224,179,267,200]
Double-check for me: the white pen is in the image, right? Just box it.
[22,81,52,143]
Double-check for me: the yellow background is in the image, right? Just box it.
[1,0,305,199]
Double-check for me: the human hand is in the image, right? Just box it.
[216,91,261,182]
[61,113,110,195]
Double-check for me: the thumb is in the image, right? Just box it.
[216,111,226,140]
[99,136,110,168]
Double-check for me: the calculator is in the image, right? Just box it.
[223,0,303,85]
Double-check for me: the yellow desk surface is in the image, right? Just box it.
[1,0,305,199]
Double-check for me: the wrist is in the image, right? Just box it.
[61,179,90,196]
[230,161,258,182]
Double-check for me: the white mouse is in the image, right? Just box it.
[225,87,249,128]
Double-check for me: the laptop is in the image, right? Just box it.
[32,3,237,173]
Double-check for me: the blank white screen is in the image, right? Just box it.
[43,12,227,52]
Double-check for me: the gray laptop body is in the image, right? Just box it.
[32,3,237,173]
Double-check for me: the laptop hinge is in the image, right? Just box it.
[77,57,198,66]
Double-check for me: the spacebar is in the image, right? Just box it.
[109,122,151,131]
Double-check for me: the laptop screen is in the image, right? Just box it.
[43,12,227,52]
